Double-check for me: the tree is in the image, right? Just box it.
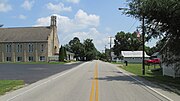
[69,37,85,60]
[113,31,142,57]
[59,45,65,62]
[124,0,180,55]
[63,47,67,60]
[67,37,99,61]
[64,44,71,52]
[83,39,98,61]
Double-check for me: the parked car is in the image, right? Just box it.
[145,58,160,64]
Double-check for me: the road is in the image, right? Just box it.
[0,60,179,101]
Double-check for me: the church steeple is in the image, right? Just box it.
[51,16,57,27]
[50,16,58,55]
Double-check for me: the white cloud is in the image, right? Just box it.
[46,2,72,13]
[75,10,99,28]
[21,0,34,10]
[35,10,107,50]
[36,9,99,33]
[19,14,27,19]
[0,1,12,12]
[65,0,80,4]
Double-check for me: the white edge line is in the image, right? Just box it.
[115,67,174,101]
[6,62,88,101]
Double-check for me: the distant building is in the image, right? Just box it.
[0,16,59,62]
[111,51,150,63]
[66,51,75,61]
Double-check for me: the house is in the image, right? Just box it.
[0,16,59,62]
[160,40,180,78]
[66,51,75,61]
[111,51,150,63]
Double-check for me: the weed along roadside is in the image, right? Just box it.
[115,63,180,95]
[0,80,24,95]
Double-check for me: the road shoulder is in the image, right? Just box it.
[109,63,180,101]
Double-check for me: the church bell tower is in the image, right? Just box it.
[50,16,58,55]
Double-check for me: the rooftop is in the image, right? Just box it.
[0,26,52,43]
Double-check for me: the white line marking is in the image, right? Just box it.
[115,67,174,101]
[6,62,88,101]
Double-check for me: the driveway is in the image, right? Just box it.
[0,62,82,84]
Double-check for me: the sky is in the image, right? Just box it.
[0,0,157,51]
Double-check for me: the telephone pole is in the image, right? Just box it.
[104,45,107,54]
[142,15,145,75]
[109,37,113,62]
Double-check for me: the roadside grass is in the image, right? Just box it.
[0,80,24,95]
[116,63,180,92]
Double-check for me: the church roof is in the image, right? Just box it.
[0,26,52,42]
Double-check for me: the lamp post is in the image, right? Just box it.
[118,7,145,75]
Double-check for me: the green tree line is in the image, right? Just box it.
[64,37,100,61]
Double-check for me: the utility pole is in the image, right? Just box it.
[109,37,113,62]
[118,6,145,75]
[104,45,107,54]
[142,15,145,75]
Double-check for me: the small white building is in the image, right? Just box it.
[111,51,150,63]
[121,51,150,63]
[160,41,180,78]
[66,51,75,61]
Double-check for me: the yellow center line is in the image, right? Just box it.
[95,63,99,101]
[89,62,99,101]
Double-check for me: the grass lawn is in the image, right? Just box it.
[117,63,180,93]
[0,80,24,95]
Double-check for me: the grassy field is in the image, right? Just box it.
[117,63,180,92]
[0,80,24,95]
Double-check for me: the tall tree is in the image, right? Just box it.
[113,31,142,57]
[124,0,180,55]
[83,39,97,61]
[69,37,85,60]
[59,45,65,62]
[124,0,180,75]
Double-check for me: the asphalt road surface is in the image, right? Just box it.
[0,60,179,101]
[0,62,82,84]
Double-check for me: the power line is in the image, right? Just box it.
[128,20,137,31]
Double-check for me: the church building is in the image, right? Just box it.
[0,16,59,62]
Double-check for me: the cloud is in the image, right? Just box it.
[46,2,72,13]
[65,0,80,4]
[21,0,34,10]
[18,14,27,19]
[36,9,99,33]
[35,9,108,50]
[0,1,12,12]
[75,10,99,28]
